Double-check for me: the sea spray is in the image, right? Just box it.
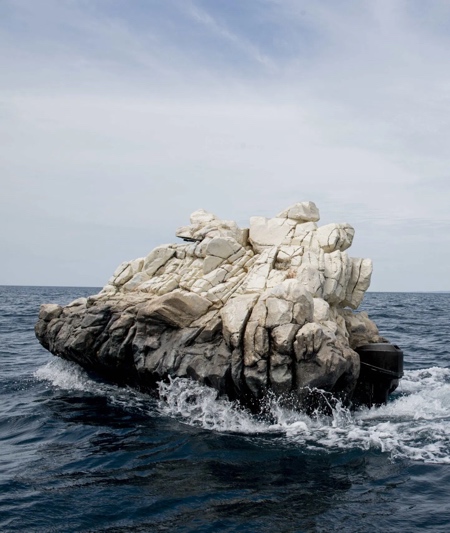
[35,358,450,463]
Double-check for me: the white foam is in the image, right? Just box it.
[35,360,450,464]
[34,358,155,414]
[35,358,99,392]
[157,377,266,433]
[157,368,450,463]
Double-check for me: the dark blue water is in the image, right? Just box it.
[1,286,450,532]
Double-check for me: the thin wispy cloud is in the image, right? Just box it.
[1,0,449,290]
[185,2,273,68]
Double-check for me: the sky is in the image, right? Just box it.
[1,0,450,291]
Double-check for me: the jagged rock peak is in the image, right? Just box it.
[101,201,368,310]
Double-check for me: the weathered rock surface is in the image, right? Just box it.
[35,201,387,411]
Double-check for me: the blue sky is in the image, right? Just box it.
[1,0,450,290]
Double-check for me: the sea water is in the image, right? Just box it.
[1,286,450,532]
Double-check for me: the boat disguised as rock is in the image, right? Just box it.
[35,201,403,412]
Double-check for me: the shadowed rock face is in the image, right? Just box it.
[35,201,387,410]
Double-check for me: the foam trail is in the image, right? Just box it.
[35,360,450,463]
[157,369,450,463]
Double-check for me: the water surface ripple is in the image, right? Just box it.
[1,287,450,532]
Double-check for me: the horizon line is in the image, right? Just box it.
[1,284,449,294]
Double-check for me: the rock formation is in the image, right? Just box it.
[35,201,387,411]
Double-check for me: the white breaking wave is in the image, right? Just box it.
[34,358,156,414]
[35,358,99,392]
[35,359,450,464]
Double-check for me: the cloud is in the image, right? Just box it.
[1,0,449,289]
[183,1,273,68]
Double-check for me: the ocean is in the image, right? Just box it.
[1,286,450,532]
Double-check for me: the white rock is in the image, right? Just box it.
[322,251,352,304]
[115,258,144,287]
[143,246,175,277]
[322,320,338,337]
[227,247,246,263]
[202,220,246,245]
[291,231,320,252]
[204,290,222,304]
[203,255,224,274]
[243,255,257,272]
[190,278,213,293]
[329,307,349,338]
[180,272,204,291]
[296,264,324,297]
[276,246,303,264]
[112,261,130,280]
[227,255,250,274]
[193,239,212,258]
[184,242,198,256]
[249,217,295,252]
[254,326,269,356]
[176,248,187,260]
[177,210,247,246]
[99,285,117,296]
[138,290,212,328]
[316,223,355,253]
[302,250,324,271]
[358,258,373,290]
[265,297,293,328]
[290,255,303,267]
[223,260,246,281]
[343,257,373,309]
[254,246,278,266]
[313,298,330,322]
[203,267,228,287]
[221,294,259,348]
[112,263,131,286]
[248,298,268,326]
[277,202,320,222]
[294,222,318,236]
[266,279,312,303]
[157,278,179,295]
[205,237,241,259]
[189,209,218,225]
[122,272,151,292]
[265,270,287,289]
[244,263,272,293]
[215,273,247,303]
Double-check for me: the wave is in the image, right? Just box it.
[35,359,450,464]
